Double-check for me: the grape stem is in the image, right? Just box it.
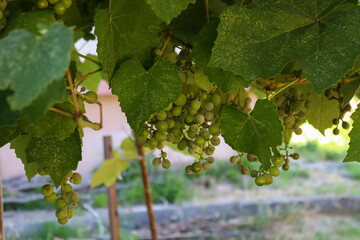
[66,70,81,117]
[268,78,307,100]
[159,34,171,56]
[75,68,103,86]
[49,107,74,119]
[78,93,103,128]
[72,51,102,67]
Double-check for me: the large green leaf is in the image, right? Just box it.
[209,1,360,93]
[147,0,195,24]
[26,130,82,187]
[344,108,360,162]
[111,58,182,133]
[193,18,251,92]
[0,125,20,148]
[94,0,162,79]
[10,135,39,181]
[0,90,20,126]
[0,23,73,110]
[221,100,283,169]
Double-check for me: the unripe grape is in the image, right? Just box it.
[282,163,290,171]
[65,171,73,178]
[155,132,167,142]
[67,209,73,219]
[230,156,238,164]
[206,157,214,163]
[187,131,197,139]
[247,154,258,162]
[205,112,214,121]
[294,128,302,135]
[166,119,175,129]
[185,114,194,123]
[289,88,299,99]
[60,0,72,8]
[171,128,181,136]
[283,116,292,124]
[227,93,234,102]
[269,166,280,177]
[41,184,54,196]
[195,114,205,124]
[49,0,59,4]
[332,118,339,125]
[188,147,197,154]
[173,136,181,144]
[209,125,220,136]
[55,198,67,209]
[277,109,285,118]
[157,142,165,150]
[70,173,82,185]
[291,102,302,114]
[240,166,249,175]
[156,111,167,121]
[211,94,221,106]
[195,136,206,146]
[333,128,340,135]
[291,153,300,160]
[205,102,214,111]
[210,136,220,146]
[189,124,198,132]
[64,184,73,193]
[177,139,187,150]
[161,152,167,158]
[342,121,350,129]
[166,133,174,142]
[84,91,98,103]
[156,121,168,131]
[250,170,258,178]
[152,158,161,167]
[56,207,67,219]
[264,174,273,185]
[244,97,252,105]
[188,107,198,115]
[54,2,66,15]
[137,136,147,144]
[271,157,284,168]
[192,162,202,173]
[255,175,265,186]
[162,159,171,169]
[185,165,193,174]
[200,129,210,139]
[38,0,48,8]
[296,111,306,119]
[324,88,334,98]
[58,216,69,225]
[44,192,58,203]
[202,162,211,171]
[204,147,214,155]
[274,96,284,107]
[190,100,201,111]
[69,192,79,202]
[171,106,182,116]
[175,94,187,106]
[148,138,158,149]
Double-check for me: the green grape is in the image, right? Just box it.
[166,133,174,142]
[58,217,69,225]
[175,94,187,106]
[192,162,202,173]
[41,184,54,196]
[187,131,197,139]
[84,91,98,103]
[195,136,206,146]
[282,163,290,171]
[156,121,168,131]
[60,0,72,8]
[294,128,302,135]
[296,111,306,119]
[67,209,74,219]
[49,0,59,4]
[333,128,340,135]
[137,136,147,144]
[244,97,252,105]
[255,175,265,186]
[210,136,220,146]
[271,157,284,167]
[157,142,165,150]
[65,171,73,178]
[342,121,350,129]
[264,174,273,185]
[227,93,234,102]
[64,184,73,193]
[54,2,66,15]
[250,170,258,178]
[205,112,214,121]
[204,102,214,111]
[185,165,193,174]
[209,125,220,136]
[206,157,214,163]
[148,138,158,149]
[200,129,210,139]
[291,101,302,113]
[69,192,79,202]
[174,120,183,129]
[166,119,175,128]
[269,166,280,177]
[172,106,182,116]
[0,1,6,10]
[140,128,149,137]
[283,116,291,124]
[211,94,221,106]
[274,96,284,107]
[152,158,161,167]
[177,139,187,150]
[185,114,194,123]
[189,124,198,132]
[190,99,201,111]
[38,0,48,8]
[56,207,67,219]
[325,88,334,98]
[156,111,167,121]
[247,154,258,162]
[202,162,211,171]
[240,166,249,175]
[161,152,167,158]
[162,159,171,169]
[188,147,197,154]
[44,192,58,203]
[171,128,181,136]
[188,107,198,115]
[229,156,238,164]
[195,114,205,124]
[277,109,285,118]
[332,118,339,125]
[291,153,300,160]
[55,198,67,209]
[205,145,215,155]
[70,173,82,185]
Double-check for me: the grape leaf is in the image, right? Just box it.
[91,157,130,188]
[0,23,73,110]
[10,135,39,181]
[0,125,20,148]
[0,90,20,126]
[193,18,251,92]
[26,130,82,187]
[147,0,196,24]
[94,0,162,79]
[221,100,283,169]
[111,58,182,134]
[209,1,360,93]
[169,0,207,44]
[344,108,360,162]
[77,55,102,92]
[19,102,77,140]
[2,10,55,36]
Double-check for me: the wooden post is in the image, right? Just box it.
[0,164,4,240]
[103,136,120,240]
[135,141,157,240]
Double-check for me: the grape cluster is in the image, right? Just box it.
[39,170,82,225]
[324,84,352,135]
[37,0,72,15]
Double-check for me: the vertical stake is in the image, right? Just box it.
[0,163,4,240]
[103,136,120,240]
